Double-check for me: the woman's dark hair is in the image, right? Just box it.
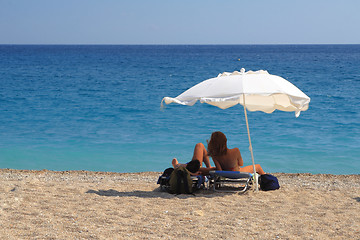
[207,131,227,157]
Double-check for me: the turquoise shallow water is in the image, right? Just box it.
[0,45,359,174]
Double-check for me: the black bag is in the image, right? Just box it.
[157,167,174,189]
[168,166,194,194]
[259,174,280,191]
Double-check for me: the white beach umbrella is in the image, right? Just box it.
[161,68,310,191]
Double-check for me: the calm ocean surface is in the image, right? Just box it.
[0,45,359,174]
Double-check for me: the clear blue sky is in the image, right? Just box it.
[1,0,359,44]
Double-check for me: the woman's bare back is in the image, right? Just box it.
[213,148,243,171]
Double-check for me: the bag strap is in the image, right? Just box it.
[176,170,183,195]
[182,170,190,194]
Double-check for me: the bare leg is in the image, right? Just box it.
[172,158,186,168]
[192,143,211,168]
[171,158,202,175]
[199,166,216,175]
[171,143,211,174]
[239,164,266,175]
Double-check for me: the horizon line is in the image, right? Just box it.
[1,43,359,46]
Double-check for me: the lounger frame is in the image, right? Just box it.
[209,170,253,193]
[158,175,209,192]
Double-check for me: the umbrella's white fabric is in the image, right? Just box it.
[161,69,310,117]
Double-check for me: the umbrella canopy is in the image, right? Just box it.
[162,68,310,117]
[161,68,310,191]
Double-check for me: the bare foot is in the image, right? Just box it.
[172,158,179,168]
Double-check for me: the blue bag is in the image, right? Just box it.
[259,174,280,191]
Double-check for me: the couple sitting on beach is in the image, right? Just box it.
[172,131,266,176]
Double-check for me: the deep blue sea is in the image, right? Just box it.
[0,45,359,174]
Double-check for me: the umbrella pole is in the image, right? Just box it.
[243,95,259,191]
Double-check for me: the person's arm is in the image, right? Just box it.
[237,148,243,167]
[212,157,222,171]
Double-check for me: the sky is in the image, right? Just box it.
[1,0,359,44]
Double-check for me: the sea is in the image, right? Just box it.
[0,45,359,174]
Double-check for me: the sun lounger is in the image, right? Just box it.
[209,170,253,193]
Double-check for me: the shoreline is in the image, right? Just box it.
[1,168,359,239]
[1,167,359,176]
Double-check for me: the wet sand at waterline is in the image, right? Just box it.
[0,169,359,239]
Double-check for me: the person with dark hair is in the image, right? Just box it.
[207,131,265,175]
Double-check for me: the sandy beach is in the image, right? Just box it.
[0,169,359,239]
